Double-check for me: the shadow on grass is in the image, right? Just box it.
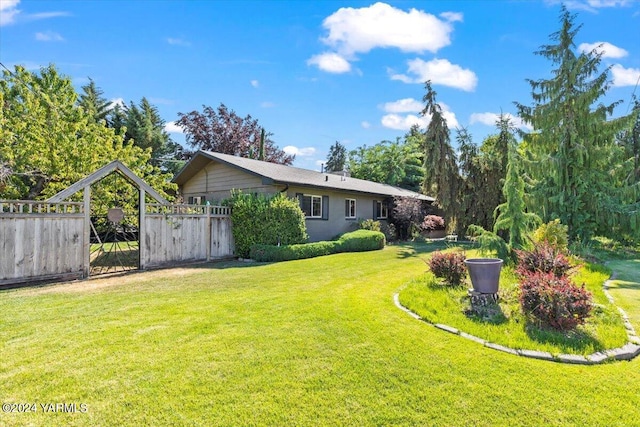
[524,322,603,353]
[394,240,456,259]
[609,280,640,290]
[464,302,509,325]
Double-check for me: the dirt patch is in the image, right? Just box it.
[19,267,204,295]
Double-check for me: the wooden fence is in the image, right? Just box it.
[1,200,85,286]
[143,204,234,268]
[0,200,234,287]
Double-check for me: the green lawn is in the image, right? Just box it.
[606,259,640,333]
[1,243,639,426]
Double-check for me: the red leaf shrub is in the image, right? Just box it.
[519,272,592,331]
[516,243,572,278]
[428,251,467,286]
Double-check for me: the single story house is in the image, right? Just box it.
[173,150,434,241]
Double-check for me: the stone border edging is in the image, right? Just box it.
[393,275,640,364]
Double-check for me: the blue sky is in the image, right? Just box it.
[1,0,639,170]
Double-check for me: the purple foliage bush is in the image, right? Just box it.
[519,271,592,331]
[516,243,572,278]
[428,251,467,286]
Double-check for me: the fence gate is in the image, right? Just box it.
[1,161,234,288]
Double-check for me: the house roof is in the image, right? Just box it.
[173,150,434,202]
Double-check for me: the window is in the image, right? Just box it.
[300,194,323,218]
[345,199,356,219]
[188,196,203,205]
[375,200,388,219]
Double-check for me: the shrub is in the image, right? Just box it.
[516,243,572,278]
[390,196,426,240]
[250,241,337,262]
[421,215,445,231]
[519,272,592,331]
[249,230,385,262]
[359,219,381,232]
[337,229,385,252]
[428,251,467,286]
[533,219,569,252]
[226,190,308,258]
[381,222,397,242]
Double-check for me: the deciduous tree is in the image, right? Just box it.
[0,64,174,202]
[176,103,294,165]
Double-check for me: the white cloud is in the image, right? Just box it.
[470,112,533,130]
[381,113,429,130]
[283,146,316,157]
[390,58,478,91]
[321,2,455,56]
[550,0,633,12]
[250,79,259,88]
[164,121,184,134]
[307,52,351,73]
[381,101,458,131]
[35,30,63,41]
[361,121,371,129]
[440,11,463,22]
[107,98,125,110]
[167,37,191,47]
[382,97,423,113]
[611,64,640,87]
[260,101,275,108]
[0,0,20,26]
[309,3,461,74]
[578,41,628,58]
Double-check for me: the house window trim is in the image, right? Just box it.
[300,194,323,219]
[345,198,357,219]
[375,200,388,219]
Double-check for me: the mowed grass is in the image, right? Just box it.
[399,249,629,355]
[1,244,639,426]
[606,259,640,332]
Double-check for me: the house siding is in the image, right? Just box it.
[181,161,275,203]
[286,186,387,242]
[179,160,391,243]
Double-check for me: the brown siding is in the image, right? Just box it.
[181,161,276,201]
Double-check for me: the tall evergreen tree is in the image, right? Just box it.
[78,78,111,124]
[420,80,460,226]
[124,97,183,173]
[325,141,347,172]
[493,141,541,250]
[515,6,638,240]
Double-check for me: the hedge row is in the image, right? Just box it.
[226,190,308,258]
[249,230,385,262]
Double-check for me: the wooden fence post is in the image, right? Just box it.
[83,186,91,278]
[139,188,146,270]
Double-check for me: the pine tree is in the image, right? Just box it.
[515,6,637,241]
[493,141,541,250]
[420,80,460,227]
[325,141,347,172]
[78,78,111,124]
